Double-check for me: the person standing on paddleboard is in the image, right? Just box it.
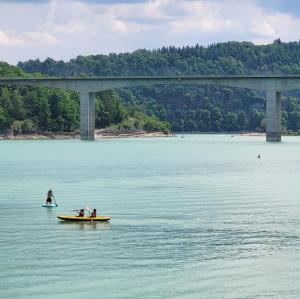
[46,189,54,204]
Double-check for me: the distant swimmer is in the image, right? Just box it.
[257,154,261,159]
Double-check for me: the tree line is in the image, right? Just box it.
[1,40,300,134]
[0,62,169,134]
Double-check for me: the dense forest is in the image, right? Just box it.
[2,40,300,134]
[0,62,169,134]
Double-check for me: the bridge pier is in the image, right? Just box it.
[80,92,95,140]
[266,90,281,142]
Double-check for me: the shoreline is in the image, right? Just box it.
[95,129,174,139]
[0,129,174,140]
[1,131,299,140]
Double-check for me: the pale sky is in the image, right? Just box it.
[0,0,300,64]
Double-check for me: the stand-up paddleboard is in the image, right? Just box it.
[57,215,110,222]
[42,203,58,208]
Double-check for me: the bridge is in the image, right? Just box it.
[1,75,300,141]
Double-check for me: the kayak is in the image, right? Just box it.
[42,203,58,208]
[57,215,111,222]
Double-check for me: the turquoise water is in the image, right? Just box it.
[0,135,299,299]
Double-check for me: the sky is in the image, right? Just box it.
[0,0,300,64]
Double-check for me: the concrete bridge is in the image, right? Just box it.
[1,75,300,141]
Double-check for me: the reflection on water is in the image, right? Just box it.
[58,221,112,231]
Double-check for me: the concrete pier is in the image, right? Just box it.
[80,92,95,140]
[266,90,281,142]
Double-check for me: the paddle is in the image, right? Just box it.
[85,206,93,223]
[52,194,58,207]
[71,210,80,218]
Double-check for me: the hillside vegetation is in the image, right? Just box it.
[0,63,169,135]
[2,40,300,134]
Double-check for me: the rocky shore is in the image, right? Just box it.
[95,129,173,139]
[4,130,300,140]
[0,132,77,140]
[0,129,173,140]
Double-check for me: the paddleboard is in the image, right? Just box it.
[42,203,58,208]
[57,215,110,221]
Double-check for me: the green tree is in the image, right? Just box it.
[237,111,246,129]
[288,111,300,131]
[249,110,264,130]
[224,112,238,131]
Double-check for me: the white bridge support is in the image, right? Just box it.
[80,92,95,140]
[266,90,281,142]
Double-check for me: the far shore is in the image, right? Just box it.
[1,130,300,140]
[174,131,267,136]
[0,129,174,140]
[95,128,175,139]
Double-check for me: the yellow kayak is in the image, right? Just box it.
[57,215,111,222]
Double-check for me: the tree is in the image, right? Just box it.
[0,106,10,131]
[237,111,246,129]
[185,119,197,131]
[57,94,79,131]
[223,112,238,131]
[248,110,264,130]
[95,99,110,128]
[288,111,300,131]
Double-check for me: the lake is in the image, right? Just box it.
[0,135,299,298]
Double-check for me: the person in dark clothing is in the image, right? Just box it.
[46,190,53,204]
[77,209,84,217]
[91,209,97,217]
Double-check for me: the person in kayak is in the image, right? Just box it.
[91,209,97,217]
[77,209,84,217]
[46,189,54,205]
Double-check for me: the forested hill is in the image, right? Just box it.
[18,40,300,76]
[2,40,300,134]
[0,62,170,135]
[17,40,300,133]
[0,62,26,77]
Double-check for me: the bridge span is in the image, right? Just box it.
[1,75,300,141]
